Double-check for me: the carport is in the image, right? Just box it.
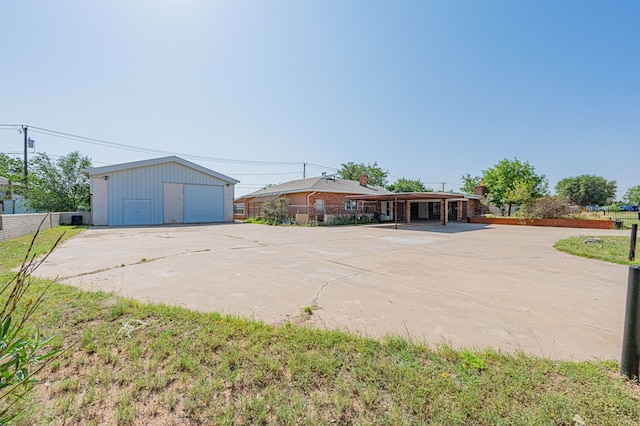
[346,192,467,227]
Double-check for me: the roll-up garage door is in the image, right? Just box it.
[184,184,224,223]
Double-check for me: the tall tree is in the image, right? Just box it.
[460,174,481,194]
[482,158,548,216]
[623,185,640,206]
[386,178,432,193]
[0,154,24,182]
[555,175,616,207]
[337,161,389,187]
[0,154,24,198]
[27,151,92,212]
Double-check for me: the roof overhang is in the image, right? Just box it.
[345,192,467,201]
[84,156,240,184]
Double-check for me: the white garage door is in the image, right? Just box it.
[123,199,151,225]
[184,184,224,223]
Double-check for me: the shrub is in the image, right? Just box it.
[526,196,573,219]
[262,197,290,225]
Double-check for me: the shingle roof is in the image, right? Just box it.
[238,176,392,199]
[0,176,8,185]
[85,156,239,184]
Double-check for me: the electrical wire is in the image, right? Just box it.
[28,126,304,166]
[4,124,461,188]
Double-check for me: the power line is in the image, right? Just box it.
[306,162,339,172]
[28,126,305,166]
[231,171,300,176]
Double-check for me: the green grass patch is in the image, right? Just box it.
[4,227,640,425]
[0,225,86,271]
[554,236,640,266]
[242,217,268,224]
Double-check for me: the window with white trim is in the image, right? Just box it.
[234,203,245,215]
[345,200,357,210]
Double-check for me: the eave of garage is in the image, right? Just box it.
[345,192,466,227]
[84,156,239,184]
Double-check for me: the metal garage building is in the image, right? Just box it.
[86,156,239,226]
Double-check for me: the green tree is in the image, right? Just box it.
[555,175,616,207]
[27,151,92,212]
[0,155,25,199]
[337,161,389,187]
[483,158,548,216]
[623,185,640,206]
[505,181,537,215]
[0,154,23,181]
[460,174,481,194]
[386,178,432,193]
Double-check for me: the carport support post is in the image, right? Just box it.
[394,196,398,229]
[621,266,640,380]
[630,224,637,261]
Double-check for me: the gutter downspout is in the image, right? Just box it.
[307,191,317,216]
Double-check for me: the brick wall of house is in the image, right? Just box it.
[236,191,381,222]
[466,199,482,217]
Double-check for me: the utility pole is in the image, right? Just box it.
[442,182,445,192]
[303,163,307,179]
[22,125,28,186]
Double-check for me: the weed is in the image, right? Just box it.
[116,391,136,423]
[461,350,487,371]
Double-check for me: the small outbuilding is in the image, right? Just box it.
[86,156,239,226]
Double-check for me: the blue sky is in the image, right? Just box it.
[1,1,638,197]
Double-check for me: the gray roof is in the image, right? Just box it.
[0,176,8,185]
[238,176,392,199]
[85,156,239,184]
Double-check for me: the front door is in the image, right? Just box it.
[380,201,393,221]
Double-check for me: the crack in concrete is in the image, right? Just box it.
[312,269,366,306]
[55,248,211,281]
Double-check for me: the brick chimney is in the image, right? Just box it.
[473,180,487,196]
[359,175,368,187]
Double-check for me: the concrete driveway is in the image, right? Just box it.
[36,222,631,360]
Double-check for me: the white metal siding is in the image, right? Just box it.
[184,184,224,223]
[107,163,230,225]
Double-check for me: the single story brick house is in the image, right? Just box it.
[235,175,481,225]
[234,175,392,224]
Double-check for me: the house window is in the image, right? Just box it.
[234,203,245,215]
[345,200,357,210]
[315,199,324,211]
